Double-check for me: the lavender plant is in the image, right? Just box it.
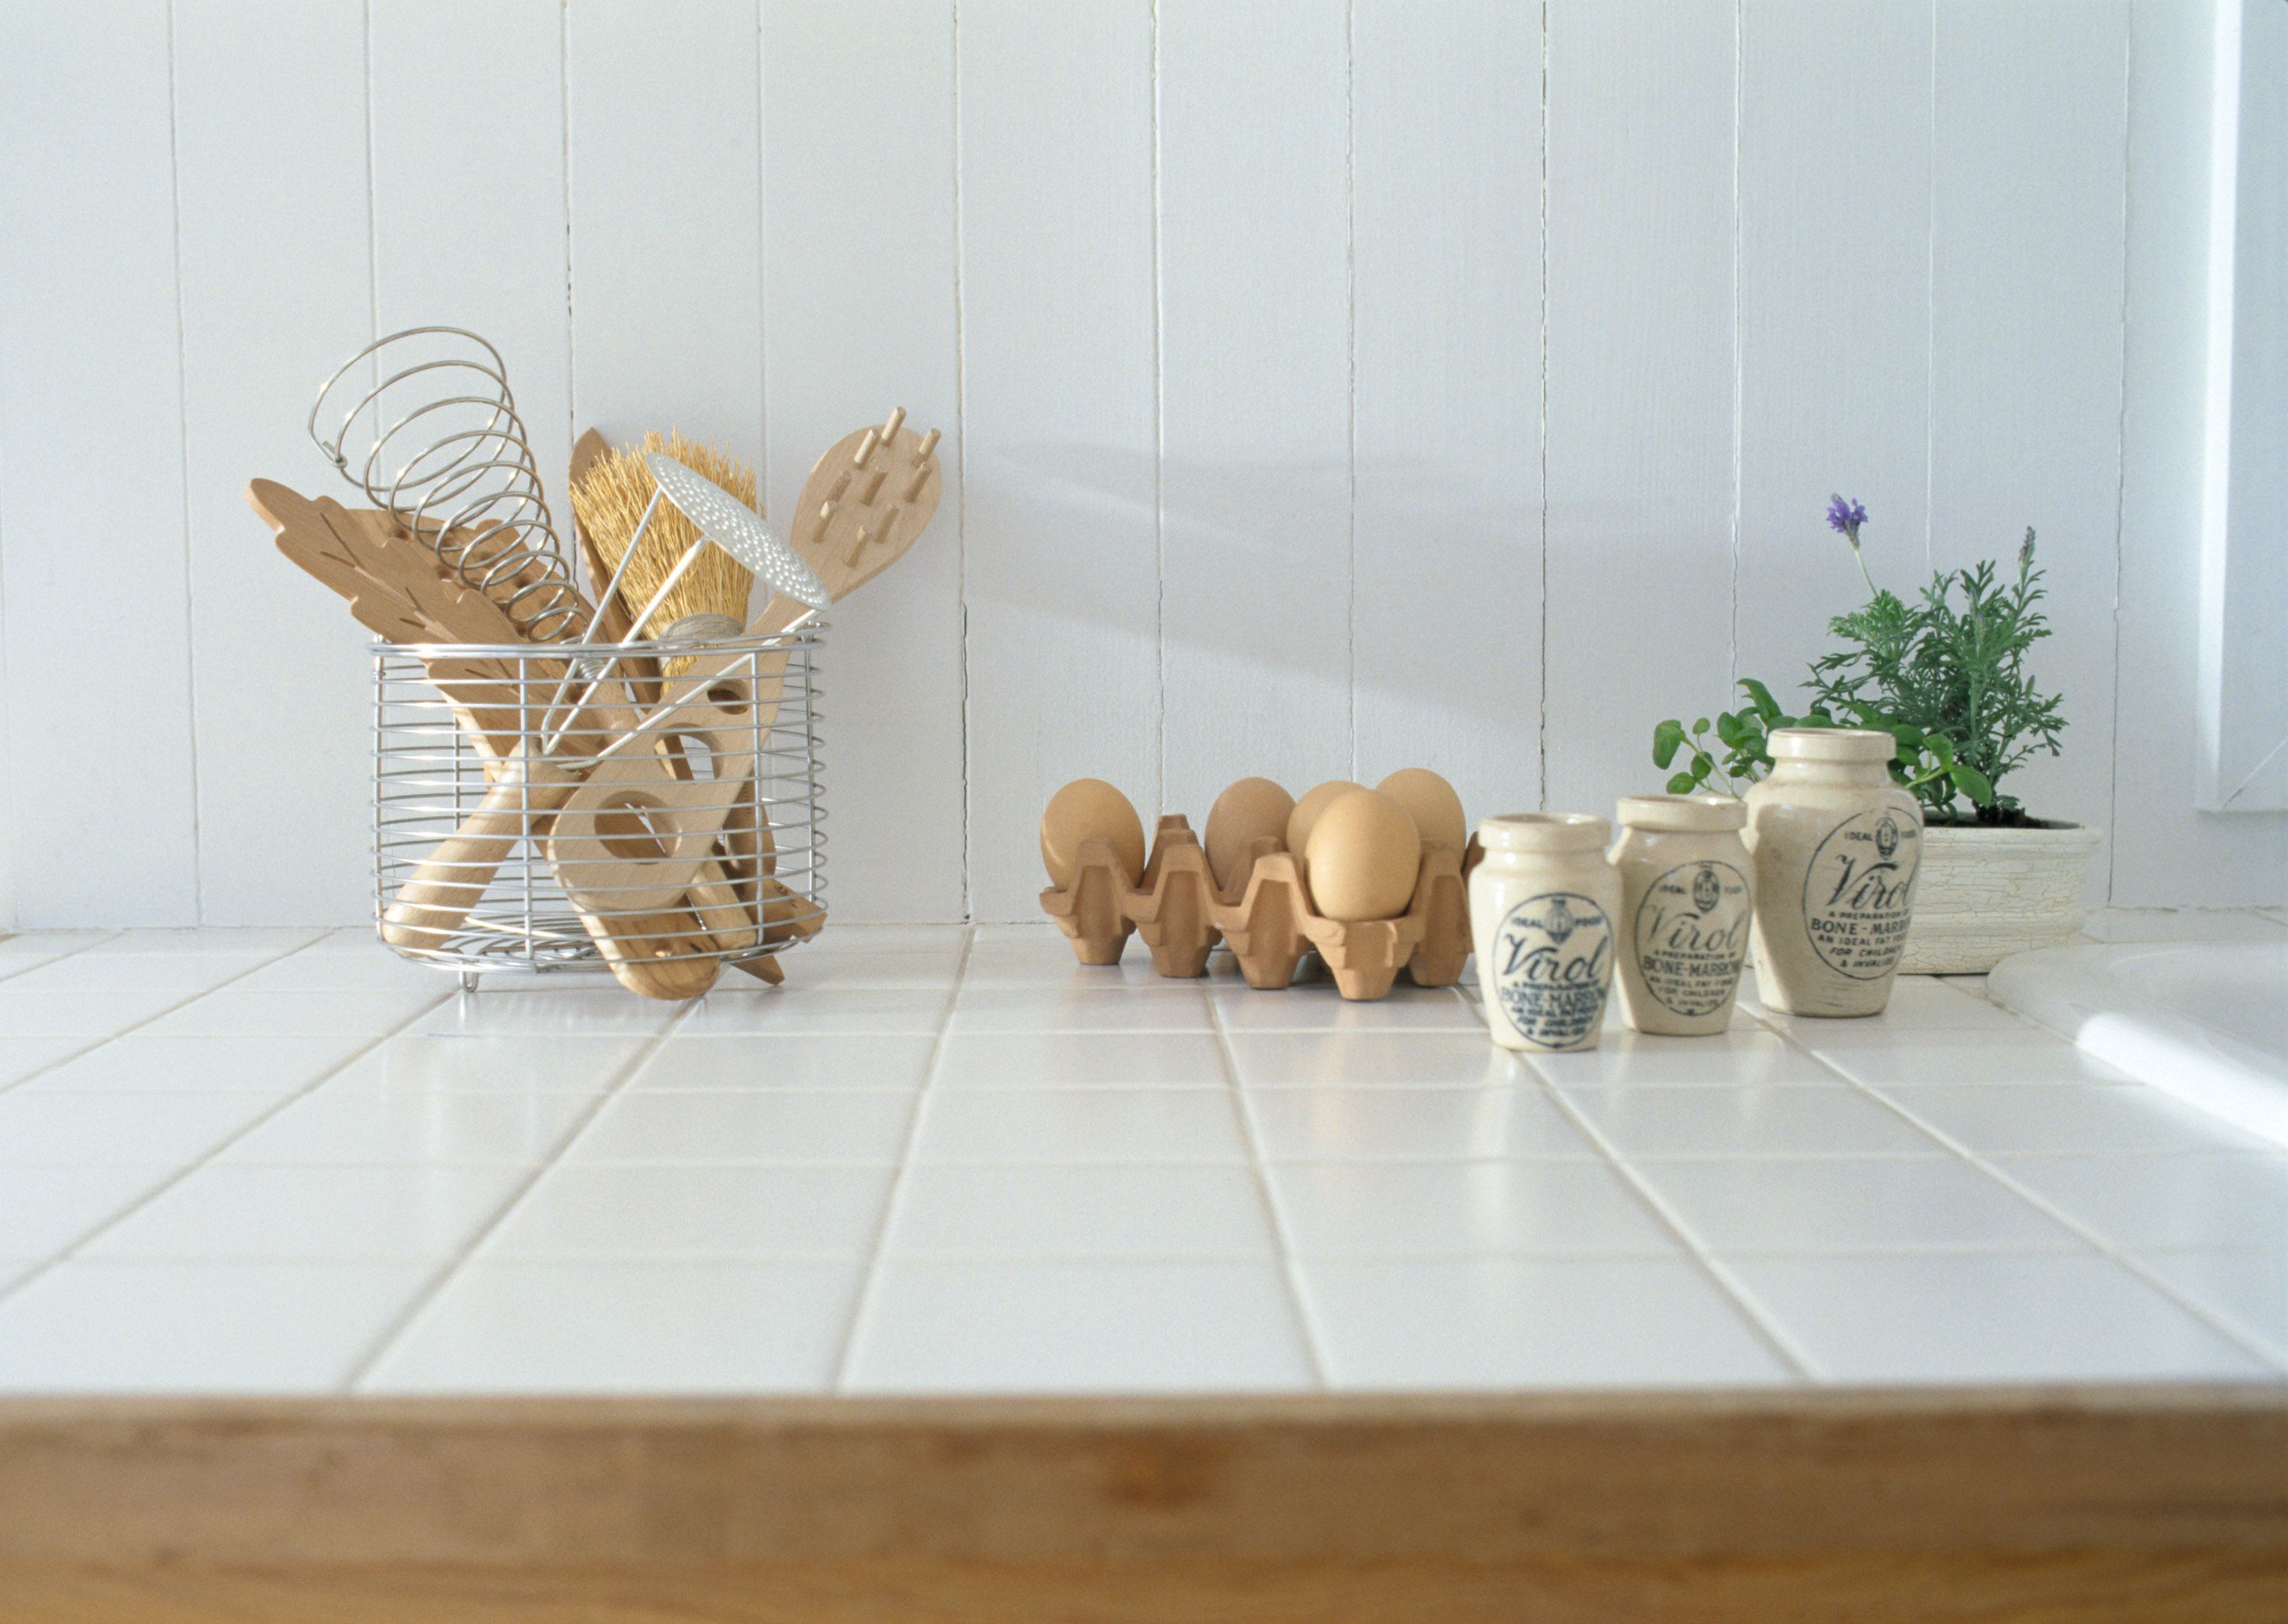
[1652,498,2067,826]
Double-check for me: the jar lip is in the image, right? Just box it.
[1476,811,1610,852]
[1615,793,1747,831]
[1768,726,1897,763]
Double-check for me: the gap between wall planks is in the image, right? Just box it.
[0,1387,2283,1621]
[2,1,2281,928]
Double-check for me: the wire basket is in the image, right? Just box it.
[373,624,827,983]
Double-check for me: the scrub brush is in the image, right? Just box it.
[569,430,759,674]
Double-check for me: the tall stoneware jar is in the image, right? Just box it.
[1469,814,1621,1052]
[1744,728,1922,1017]
[1611,794,1754,1036]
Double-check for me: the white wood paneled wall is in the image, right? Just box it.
[1,0,2280,928]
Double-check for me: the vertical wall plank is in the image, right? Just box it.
[1930,0,2124,858]
[1543,0,1737,816]
[567,0,764,475]
[1156,0,1353,820]
[0,2,199,924]
[2115,0,2287,903]
[175,0,374,924]
[762,1,964,921]
[1351,0,1543,824]
[959,0,1158,920]
[1736,0,1933,713]
[368,4,573,517]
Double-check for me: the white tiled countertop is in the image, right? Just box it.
[0,920,2283,1397]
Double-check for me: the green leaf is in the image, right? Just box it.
[1739,678,1782,720]
[1666,772,1698,795]
[1950,765,1996,804]
[1652,719,1686,769]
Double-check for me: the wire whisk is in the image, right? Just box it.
[309,326,587,641]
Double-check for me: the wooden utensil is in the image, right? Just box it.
[787,408,942,601]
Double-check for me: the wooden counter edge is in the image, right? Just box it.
[3,1385,2284,1620]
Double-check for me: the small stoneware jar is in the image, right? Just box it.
[1744,728,1922,1017]
[1610,793,1754,1036]
[1468,814,1621,1052]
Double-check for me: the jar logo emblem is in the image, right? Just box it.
[1491,892,1612,1048]
[1691,864,1722,914]
[1876,814,1900,861]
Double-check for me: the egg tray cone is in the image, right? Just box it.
[1040,814,1475,1001]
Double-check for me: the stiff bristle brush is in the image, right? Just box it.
[570,430,759,674]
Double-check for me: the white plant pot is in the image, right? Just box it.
[1899,821,2104,975]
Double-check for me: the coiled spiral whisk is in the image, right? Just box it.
[309,327,586,642]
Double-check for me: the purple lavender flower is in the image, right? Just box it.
[1827,494,1876,596]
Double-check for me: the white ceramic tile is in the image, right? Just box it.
[1879,1083,2277,1158]
[145,987,445,1038]
[959,950,1171,990]
[967,923,1062,947]
[914,1087,1249,1164]
[2257,908,2288,931]
[1989,1153,2288,1251]
[0,931,117,958]
[768,951,964,990]
[1208,983,1484,1033]
[625,1035,939,1091]
[884,1164,1277,1259]
[2082,908,2288,943]
[1799,1026,2139,1088]
[845,1259,1314,1394]
[0,1091,281,1166]
[1526,1029,1847,1090]
[803,924,971,955]
[1763,975,2030,1034]
[81,1164,528,1259]
[1634,1157,2089,1253]
[21,1033,371,1094]
[0,1164,175,1259]
[1225,1031,1528,1089]
[0,1260,430,1391]
[0,1034,96,1086]
[2134,1250,2288,1367]
[1724,1252,2276,1382]
[1268,1160,1678,1258]
[949,986,1212,1034]
[0,951,272,993]
[0,986,199,1036]
[671,988,949,1037]
[1243,1086,1598,1163]
[934,1031,1230,1087]
[364,1259,866,1393]
[480,1164,893,1259]
[330,1034,651,1093]
[1299,1256,1796,1389]
[569,1090,917,1163]
[232,944,468,993]
[409,989,677,1038]
[1557,1087,1951,1159]
[80,928,323,956]
[219,1090,600,1166]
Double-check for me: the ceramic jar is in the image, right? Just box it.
[1610,794,1754,1036]
[1744,728,1922,1017]
[1468,814,1621,1052]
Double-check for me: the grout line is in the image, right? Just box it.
[951,0,972,924]
[0,964,457,1313]
[163,0,206,926]
[1207,983,1332,1389]
[1149,0,1167,824]
[1529,1063,1826,1383]
[341,997,700,1389]
[1344,0,1358,784]
[828,926,976,1391]
[2104,11,2132,904]
[1535,0,1551,810]
[1726,0,1744,696]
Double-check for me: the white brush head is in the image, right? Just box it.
[645,451,831,610]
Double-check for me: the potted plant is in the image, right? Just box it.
[1651,497,2101,974]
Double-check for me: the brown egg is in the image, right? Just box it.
[1204,776,1294,890]
[1287,779,1365,859]
[1039,779,1146,888]
[1302,789,1422,921]
[1376,767,1467,854]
